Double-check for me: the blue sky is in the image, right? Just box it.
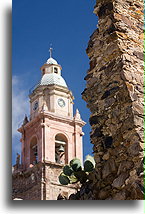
[12,0,98,165]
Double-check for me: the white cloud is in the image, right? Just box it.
[12,75,29,152]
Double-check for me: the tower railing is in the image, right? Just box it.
[29,81,41,95]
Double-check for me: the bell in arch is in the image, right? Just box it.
[58,145,64,153]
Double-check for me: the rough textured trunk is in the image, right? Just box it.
[70,0,144,200]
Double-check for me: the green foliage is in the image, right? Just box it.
[63,165,73,176]
[70,158,82,172]
[59,173,70,185]
[74,171,88,184]
[69,174,78,184]
[59,156,95,185]
[84,155,96,172]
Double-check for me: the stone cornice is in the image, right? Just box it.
[18,111,86,133]
[12,161,63,178]
[29,84,74,100]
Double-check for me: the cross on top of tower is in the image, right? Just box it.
[49,44,53,58]
[46,44,58,65]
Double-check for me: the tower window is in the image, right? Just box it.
[30,137,38,165]
[54,67,58,74]
[55,134,68,164]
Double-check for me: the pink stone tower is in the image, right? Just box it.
[13,49,85,200]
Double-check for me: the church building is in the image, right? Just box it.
[12,49,85,200]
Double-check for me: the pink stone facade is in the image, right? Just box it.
[12,162,78,200]
[18,111,85,170]
[13,56,85,200]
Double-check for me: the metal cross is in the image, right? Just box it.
[49,44,53,58]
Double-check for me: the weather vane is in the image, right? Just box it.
[49,44,53,58]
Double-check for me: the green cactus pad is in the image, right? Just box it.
[59,173,70,185]
[69,174,78,184]
[84,155,95,172]
[74,171,88,183]
[85,155,95,162]
[70,158,82,172]
[84,160,94,172]
[63,165,73,176]
[58,156,95,185]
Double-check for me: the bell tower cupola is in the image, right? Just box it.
[41,47,62,76]
[29,47,74,120]
[18,49,85,171]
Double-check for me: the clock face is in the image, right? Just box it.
[57,98,65,107]
[33,101,38,111]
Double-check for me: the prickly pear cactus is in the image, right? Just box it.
[70,158,82,172]
[59,173,70,185]
[74,171,88,184]
[84,155,95,172]
[69,174,78,184]
[58,156,95,185]
[63,165,73,176]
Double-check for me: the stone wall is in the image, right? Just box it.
[45,162,78,200]
[12,162,77,200]
[71,0,144,200]
[12,163,42,200]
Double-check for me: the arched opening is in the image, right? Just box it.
[30,137,38,165]
[55,134,68,164]
[54,67,58,74]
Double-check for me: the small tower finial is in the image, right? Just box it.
[49,44,53,58]
[74,109,81,120]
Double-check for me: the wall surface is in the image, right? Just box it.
[12,162,77,200]
[71,0,144,200]
[12,163,43,200]
[45,162,77,200]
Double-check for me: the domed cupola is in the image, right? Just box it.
[46,57,58,65]
[39,73,67,88]
[40,48,63,76]
[39,47,67,88]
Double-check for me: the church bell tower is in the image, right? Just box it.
[13,49,85,200]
